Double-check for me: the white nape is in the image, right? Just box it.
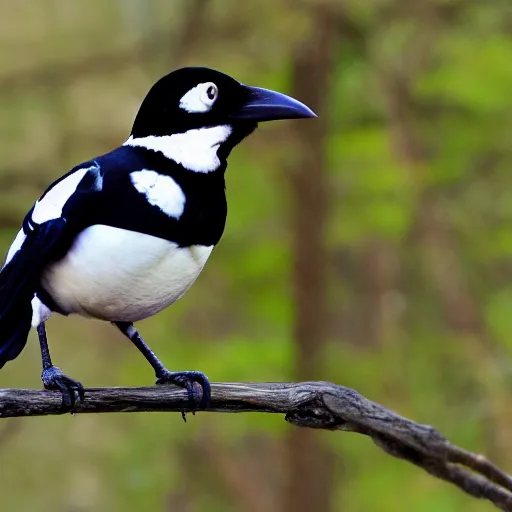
[31,295,52,327]
[130,170,186,219]
[179,82,217,113]
[124,125,232,173]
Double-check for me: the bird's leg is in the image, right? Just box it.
[37,323,84,409]
[114,321,210,408]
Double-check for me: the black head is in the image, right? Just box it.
[130,67,316,148]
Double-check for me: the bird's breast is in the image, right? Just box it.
[41,225,213,322]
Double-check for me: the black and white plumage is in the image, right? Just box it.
[0,67,315,409]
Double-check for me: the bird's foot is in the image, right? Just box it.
[156,370,210,409]
[42,366,85,411]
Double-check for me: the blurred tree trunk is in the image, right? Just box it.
[284,6,342,512]
[199,429,275,512]
[379,0,505,461]
[383,61,503,460]
[358,238,402,347]
[380,3,493,349]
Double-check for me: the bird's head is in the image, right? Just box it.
[128,67,316,172]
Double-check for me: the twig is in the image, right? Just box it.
[0,381,510,510]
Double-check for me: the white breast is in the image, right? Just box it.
[41,225,213,322]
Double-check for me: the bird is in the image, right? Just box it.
[0,67,316,410]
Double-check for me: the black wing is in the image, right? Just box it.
[0,143,228,367]
[0,161,102,367]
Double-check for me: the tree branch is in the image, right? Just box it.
[0,381,511,510]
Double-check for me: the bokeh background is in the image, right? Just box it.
[0,1,511,511]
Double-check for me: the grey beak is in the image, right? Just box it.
[231,85,317,121]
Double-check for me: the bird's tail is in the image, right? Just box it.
[0,218,66,369]
[0,260,33,369]
[0,300,31,369]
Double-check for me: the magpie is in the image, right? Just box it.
[0,67,315,410]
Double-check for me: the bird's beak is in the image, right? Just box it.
[231,85,317,121]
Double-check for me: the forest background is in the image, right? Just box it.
[0,1,511,511]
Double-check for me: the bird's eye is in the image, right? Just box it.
[202,83,218,104]
[206,85,217,100]
[180,82,218,113]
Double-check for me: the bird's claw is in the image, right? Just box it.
[156,370,210,409]
[42,366,85,411]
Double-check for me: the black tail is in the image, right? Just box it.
[0,218,66,369]
[0,253,34,368]
[0,299,32,369]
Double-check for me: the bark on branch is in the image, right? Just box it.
[0,381,511,510]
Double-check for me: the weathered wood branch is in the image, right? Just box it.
[0,381,511,510]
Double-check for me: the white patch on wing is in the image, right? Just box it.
[130,170,185,218]
[31,295,52,327]
[41,225,214,322]
[32,168,89,224]
[3,229,26,268]
[124,125,232,173]
[179,83,215,113]
[1,164,102,270]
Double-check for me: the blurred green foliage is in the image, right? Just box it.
[0,0,511,511]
